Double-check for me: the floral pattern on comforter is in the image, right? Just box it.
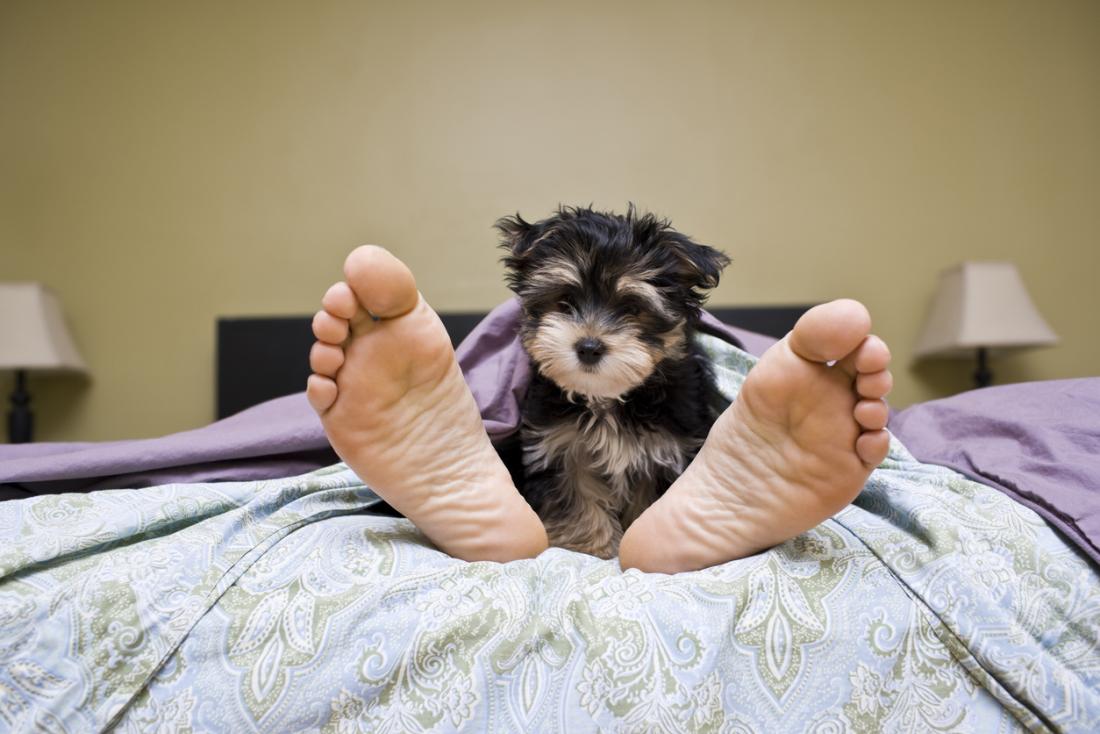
[1,336,1097,733]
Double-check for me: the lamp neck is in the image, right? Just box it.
[13,370,28,403]
[8,370,33,443]
[974,347,992,389]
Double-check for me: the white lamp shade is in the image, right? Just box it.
[914,262,1058,359]
[0,283,88,372]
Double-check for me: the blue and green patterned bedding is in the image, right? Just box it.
[2,337,1098,733]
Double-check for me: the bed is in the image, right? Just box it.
[1,299,1097,733]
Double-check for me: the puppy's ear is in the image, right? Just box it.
[664,233,730,291]
[633,211,730,291]
[496,213,540,293]
[495,214,537,258]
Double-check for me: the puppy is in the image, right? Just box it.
[499,205,731,558]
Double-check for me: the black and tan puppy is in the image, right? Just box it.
[499,205,731,558]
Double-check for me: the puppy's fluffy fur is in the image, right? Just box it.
[499,205,731,558]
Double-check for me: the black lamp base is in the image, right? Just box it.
[973,347,992,390]
[7,369,32,444]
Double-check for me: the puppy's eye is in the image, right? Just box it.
[622,304,642,317]
[556,299,575,314]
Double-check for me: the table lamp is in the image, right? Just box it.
[914,262,1058,389]
[0,283,88,443]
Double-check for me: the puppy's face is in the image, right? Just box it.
[500,206,730,400]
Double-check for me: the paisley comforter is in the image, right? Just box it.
[1,336,1097,733]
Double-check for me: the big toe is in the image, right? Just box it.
[343,245,420,319]
[789,299,872,363]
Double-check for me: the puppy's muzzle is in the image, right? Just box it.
[574,337,607,366]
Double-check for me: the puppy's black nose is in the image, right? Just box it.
[575,337,606,365]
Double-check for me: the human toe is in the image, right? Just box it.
[840,335,891,377]
[853,399,889,430]
[322,282,358,320]
[307,374,338,414]
[343,245,419,319]
[856,370,893,399]
[313,310,349,344]
[856,430,890,466]
[310,342,345,377]
[789,299,872,363]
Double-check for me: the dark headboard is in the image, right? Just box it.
[216,305,811,420]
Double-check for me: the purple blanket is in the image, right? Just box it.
[2,299,1097,567]
[890,378,1100,567]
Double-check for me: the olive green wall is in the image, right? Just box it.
[2,0,1098,442]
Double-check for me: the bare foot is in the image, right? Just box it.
[306,245,547,562]
[618,299,892,573]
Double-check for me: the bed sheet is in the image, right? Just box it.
[1,336,1097,733]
